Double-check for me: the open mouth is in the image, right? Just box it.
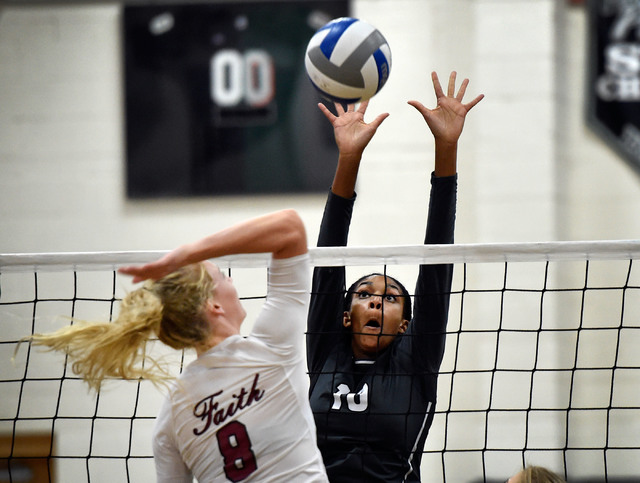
[365,319,381,329]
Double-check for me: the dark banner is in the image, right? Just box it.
[587,0,640,172]
[123,1,349,198]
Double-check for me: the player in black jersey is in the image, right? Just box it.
[307,71,483,482]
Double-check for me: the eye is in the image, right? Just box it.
[356,290,371,299]
[384,294,397,302]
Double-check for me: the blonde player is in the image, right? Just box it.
[27,210,328,483]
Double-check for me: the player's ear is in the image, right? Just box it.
[343,312,352,328]
[397,319,409,334]
[205,298,224,316]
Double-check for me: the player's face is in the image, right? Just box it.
[204,262,246,324]
[345,275,408,359]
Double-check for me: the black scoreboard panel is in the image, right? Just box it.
[123,1,349,197]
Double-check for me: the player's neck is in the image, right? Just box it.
[196,318,241,356]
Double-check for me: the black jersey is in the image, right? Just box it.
[307,174,456,482]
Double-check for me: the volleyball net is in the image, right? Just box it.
[1,240,640,482]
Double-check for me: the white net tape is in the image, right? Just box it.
[2,239,640,270]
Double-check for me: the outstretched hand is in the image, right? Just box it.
[118,251,184,283]
[318,100,389,160]
[408,71,484,146]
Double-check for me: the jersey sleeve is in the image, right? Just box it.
[411,173,457,373]
[250,253,311,354]
[307,190,355,375]
[152,398,193,483]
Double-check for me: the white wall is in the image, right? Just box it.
[2,0,639,258]
[2,0,640,482]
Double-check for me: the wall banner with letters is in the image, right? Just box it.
[587,0,640,173]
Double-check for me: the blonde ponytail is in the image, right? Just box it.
[519,466,566,483]
[27,262,215,391]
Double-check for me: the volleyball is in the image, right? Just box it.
[305,17,391,104]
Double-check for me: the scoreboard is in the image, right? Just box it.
[123,1,349,197]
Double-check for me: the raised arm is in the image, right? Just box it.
[307,102,388,374]
[409,71,483,371]
[119,209,307,283]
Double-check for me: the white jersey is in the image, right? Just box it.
[153,254,328,483]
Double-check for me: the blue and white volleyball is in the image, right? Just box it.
[305,17,391,104]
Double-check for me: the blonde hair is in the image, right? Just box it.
[519,466,566,483]
[26,263,215,391]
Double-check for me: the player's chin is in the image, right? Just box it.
[356,333,395,354]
